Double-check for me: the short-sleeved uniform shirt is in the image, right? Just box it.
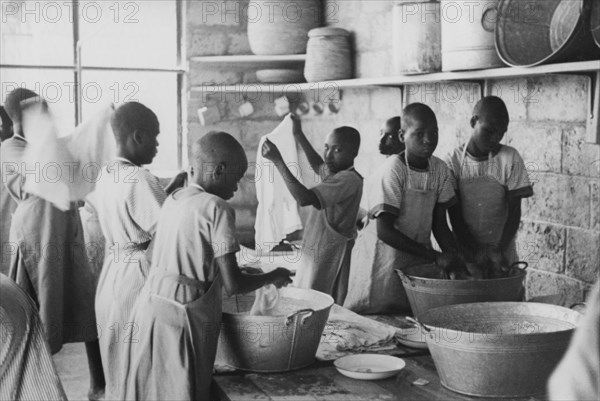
[94,158,167,246]
[444,144,533,199]
[150,184,240,283]
[369,154,457,219]
[307,167,363,237]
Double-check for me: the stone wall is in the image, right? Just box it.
[185,0,599,304]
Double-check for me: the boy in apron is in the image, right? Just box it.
[93,102,168,399]
[445,96,533,272]
[262,116,363,305]
[2,88,105,400]
[345,116,410,313]
[370,103,462,309]
[123,132,293,400]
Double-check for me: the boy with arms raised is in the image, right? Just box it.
[1,88,105,399]
[445,96,533,276]
[372,103,462,290]
[262,115,363,305]
[123,132,293,400]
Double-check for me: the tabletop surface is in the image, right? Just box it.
[213,355,546,401]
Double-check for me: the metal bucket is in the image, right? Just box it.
[216,287,333,372]
[412,302,581,397]
[441,0,505,71]
[393,0,442,74]
[496,0,600,67]
[396,263,526,318]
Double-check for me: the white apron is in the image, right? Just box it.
[124,271,222,401]
[457,146,518,263]
[296,207,355,305]
[345,153,438,314]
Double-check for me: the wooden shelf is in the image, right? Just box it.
[189,54,306,69]
[190,59,599,144]
[191,60,599,93]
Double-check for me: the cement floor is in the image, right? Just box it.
[54,343,90,401]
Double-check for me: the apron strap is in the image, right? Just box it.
[159,272,209,292]
[460,144,493,177]
[404,150,429,191]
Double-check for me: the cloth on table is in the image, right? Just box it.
[254,114,320,252]
[317,305,399,361]
[21,102,115,211]
[249,284,280,316]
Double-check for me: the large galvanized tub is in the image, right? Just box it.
[216,287,333,372]
[414,302,581,397]
[496,0,600,67]
[396,263,526,318]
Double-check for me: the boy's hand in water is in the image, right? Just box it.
[436,252,468,279]
[290,113,303,138]
[271,267,294,288]
[262,139,283,163]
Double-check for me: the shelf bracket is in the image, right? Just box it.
[586,70,600,144]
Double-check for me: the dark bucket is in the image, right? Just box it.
[496,0,600,67]
[396,263,526,318]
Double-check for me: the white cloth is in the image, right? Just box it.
[254,115,320,252]
[249,284,280,316]
[21,103,116,211]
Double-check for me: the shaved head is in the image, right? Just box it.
[332,126,361,154]
[110,102,159,144]
[192,131,247,171]
[473,96,509,125]
[402,103,437,129]
[192,131,248,186]
[385,116,401,132]
[4,88,41,123]
[191,131,248,199]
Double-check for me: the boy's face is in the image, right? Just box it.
[379,121,403,155]
[135,124,160,165]
[470,115,507,154]
[401,118,438,159]
[323,131,357,174]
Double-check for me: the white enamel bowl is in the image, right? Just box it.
[334,354,406,380]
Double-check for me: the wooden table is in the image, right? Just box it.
[213,355,546,401]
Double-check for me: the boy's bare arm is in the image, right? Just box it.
[376,213,436,262]
[262,139,321,208]
[216,254,293,297]
[291,115,324,175]
[499,197,522,252]
[432,204,459,254]
[274,161,320,208]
